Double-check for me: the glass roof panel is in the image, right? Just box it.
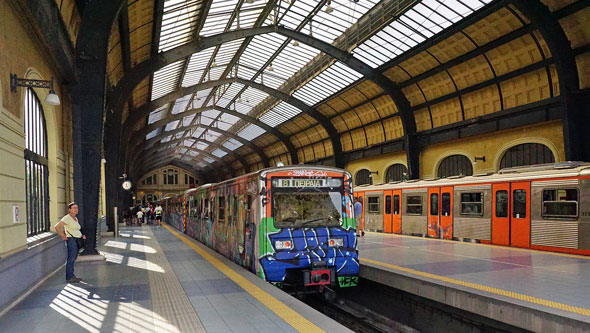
[352,0,491,68]
[222,138,243,151]
[237,123,265,141]
[193,88,213,108]
[151,60,184,101]
[161,135,172,143]
[159,0,204,52]
[217,83,245,108]
[215,39,245,67]
[207,65,227,81]
[201,0,239,36]
[196,161,208,168]
[183,114,196,126]
[218,113,240,127]
[148,104,169,124]
[199,109,221,126]
[203,157,215,163]
[187,150,199,157]
[259,101,302,127]
[211,148,227,158]
[182,47,215,87]
[195,141,209,150]
[146,128,161,140]
[171,95,192,114]
[270,42,320,83]
[292,62,362,105]
[240,33,287,72]
[165,120,180,131]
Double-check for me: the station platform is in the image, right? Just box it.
[0,225,348,333]
[358,232,590,332]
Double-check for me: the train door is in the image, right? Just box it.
[392,190,402,234]
[384,191,393,233]
[440,187,453,239]
[427,188,440,238]
[510,182,531,248]
[492,183,510,245]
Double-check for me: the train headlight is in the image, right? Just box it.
[328,238,344,247]
[275,240,293,250]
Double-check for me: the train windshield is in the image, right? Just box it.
[271,177,343,228]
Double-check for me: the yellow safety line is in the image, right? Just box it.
[360,257,590,317]
[366,231,590,260]
[162,224,325,333]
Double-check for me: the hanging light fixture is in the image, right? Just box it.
[268,63,274,72]
[325,0,334,13]
[10,73,61,106]
[292,40,299,47]
[245,0,255,3]
[211,60,217,67]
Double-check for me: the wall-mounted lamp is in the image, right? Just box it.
[10,73,60,105]
[368,170,379,178]
[474,156,486,164]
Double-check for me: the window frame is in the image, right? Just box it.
[541,188,579,220]
[406,195,423,215]
[460,192,484,217]
[367,196,380,213]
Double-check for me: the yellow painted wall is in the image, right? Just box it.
[420,120,565,178]
[135,165,202,204]
[346,151,407,184]
[0,2,74,257]
[344,120,565,182]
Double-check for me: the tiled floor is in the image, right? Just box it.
[0,226,344,332]
[359,233,590,315]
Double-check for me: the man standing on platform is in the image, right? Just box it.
[354,197,365,237]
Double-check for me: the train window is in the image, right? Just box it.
[218,197,225,221]
[393,195,400,215]
[496,191,508,217]
[461,193,483,216]
[407,196,422,215]
[430,194,438,216]
[442,193,451,216]
[512,190,527,218]
[368,197,380,213]
[385,195,392,214]
[542,189,578,218]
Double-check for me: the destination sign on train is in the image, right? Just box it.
[278,179,326,187]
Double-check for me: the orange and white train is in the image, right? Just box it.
[354,162,590,255]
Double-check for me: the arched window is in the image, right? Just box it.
[143,193,158,206]
[500,143,554,169]
[385,164,408,182]
[163,168,178,185]
[355,169,372,186]
[438,155,473,178]
[24,88,50,236]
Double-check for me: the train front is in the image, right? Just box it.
[258,167,359,290]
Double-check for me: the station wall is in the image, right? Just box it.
[345,120,564,184]
[0,1,74,310]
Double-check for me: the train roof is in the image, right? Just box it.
[183,165,350,196]
[354,162,590,192]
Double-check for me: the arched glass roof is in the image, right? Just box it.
[123,0,496,172]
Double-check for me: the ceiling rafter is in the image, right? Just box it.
[130,123,270,171]
[143,136,250,172]
[132,104,298,163]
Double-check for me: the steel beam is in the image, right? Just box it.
[72,0,126,255]
[108,25,417,171]
[510,0,588,162]
[130,123,270,170]
[144,137,250,172]
[131,105,298,164]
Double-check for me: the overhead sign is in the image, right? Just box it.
[278,179,326,188]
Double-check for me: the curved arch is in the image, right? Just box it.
[110,25,416,171]
[510,1,581,162]
[494,138,560,172]
[437,154,473,178]
[134,144,231,176]
[384,163,408,182]
[145,136,250,172]
[130,104,298,164]
[23,68,61,224]
[136,155,217,181]
[131,123,269,169]
[355,169,372,186]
